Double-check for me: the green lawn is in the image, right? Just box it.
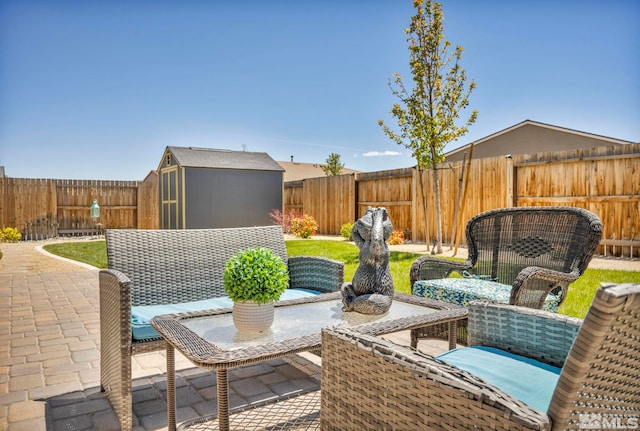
[285,239,419,296]
[42,239,639,319]
[43,241,108,269]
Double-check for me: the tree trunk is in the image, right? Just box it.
[417,165,430,251]
[432,164,443,254]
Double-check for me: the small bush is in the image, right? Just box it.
[340,222,354,240]
[0,227,22,243]
[269,209,300,234]
[387,229,405,245]
[290,214,318,239]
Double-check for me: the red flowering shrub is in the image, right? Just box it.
[269,209,300,234]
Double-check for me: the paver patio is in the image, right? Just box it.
[1,238,637,430]
[0,242,324,431]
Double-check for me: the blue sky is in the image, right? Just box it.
[1,0,638,180]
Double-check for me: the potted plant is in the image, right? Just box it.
[223,247,290,332]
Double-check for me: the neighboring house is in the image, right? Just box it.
[157,146,284,229]
[444,120,635,162]
[277,158,360,182]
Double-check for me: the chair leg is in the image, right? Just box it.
[410,322,468,350]
[167,345,176,431]
[410,329,419,348]
[448,321,457,350]
[100,347,133,431]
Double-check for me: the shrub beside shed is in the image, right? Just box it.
[158,146,284,229]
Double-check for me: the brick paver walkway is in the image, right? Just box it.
[0,241,322,431]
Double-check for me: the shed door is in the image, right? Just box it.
[161,168,179,229]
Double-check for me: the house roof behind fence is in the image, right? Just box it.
[165,146,284,171]
[444,119,635,162]
[277,160,360,182]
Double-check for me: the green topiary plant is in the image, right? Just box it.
[223,247,290,305]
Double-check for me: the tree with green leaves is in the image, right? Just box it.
[321,153,345,176]
[378,0,477,254]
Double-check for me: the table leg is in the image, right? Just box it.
[167,345,176,431]
[217,369,230,431]
[448,320,457,350]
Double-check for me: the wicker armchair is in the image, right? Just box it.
[410,206,602,345]
[99,225,343,431]
[321,283,640,430]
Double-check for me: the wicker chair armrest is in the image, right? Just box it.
[409,255,472,286]
[511,266,579,307]
[467,301,581,368]
[99,269,133,336]
[99,268,133,402]
[321,326,551,430]
[100,267,132,286]
[287,256,344,293]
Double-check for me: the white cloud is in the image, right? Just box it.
[362,150,402,157]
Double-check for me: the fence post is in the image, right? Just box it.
[505,155,514,208]
[411,167,417,243]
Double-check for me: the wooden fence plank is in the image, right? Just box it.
[0,177,142,239]
[282,143,639,258]
[3,143,639,258]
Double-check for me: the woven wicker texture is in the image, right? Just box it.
[410,206,602,346]
[321,328,549,430]
[177,390,320,430]
[321,283,640,431]
[548,282,640,429]
[99,225,343,431]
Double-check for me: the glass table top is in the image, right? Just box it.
[181,294,442,351]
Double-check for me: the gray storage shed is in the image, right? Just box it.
[158,146,284,229]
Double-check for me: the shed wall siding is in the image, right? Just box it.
[184,168,282,228]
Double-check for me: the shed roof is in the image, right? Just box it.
[165,146,284,171]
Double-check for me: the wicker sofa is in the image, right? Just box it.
[321,283,640,430]
[409,206,602,345]
[99,225,343,431]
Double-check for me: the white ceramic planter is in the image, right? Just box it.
[232,300,275,332]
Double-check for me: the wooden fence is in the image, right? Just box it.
[284,143,640,258]
[0,173,159,240]
[2,144,638,258]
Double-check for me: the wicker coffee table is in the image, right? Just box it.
[151,292,466,431]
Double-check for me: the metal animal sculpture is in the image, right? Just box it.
[341,207,394,314]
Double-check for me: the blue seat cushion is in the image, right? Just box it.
[436,346,561,412]
[131,288,320,341]
[413,278,560,312]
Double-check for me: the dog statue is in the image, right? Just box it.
[341,207,394,314]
